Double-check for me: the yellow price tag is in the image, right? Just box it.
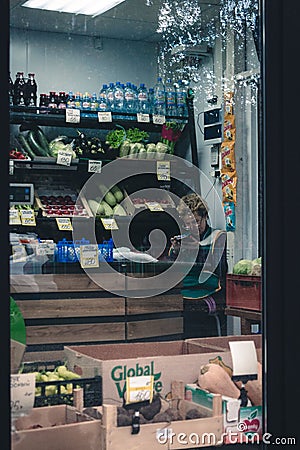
[20,209,36,226]
[145,202,164,212]
[101,218,119,230]
[56,217,73,231]
[9,209,21,225]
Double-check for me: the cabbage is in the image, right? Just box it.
[232,259,253,275]
[49,137,76,158]
[252,257,262,265]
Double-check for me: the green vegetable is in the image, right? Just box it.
[106,126,126,149]
[17,134,36,159]
[252,257,262,265]
[113,204,127,216]
[99,201,113,217]
[119,140,131,157]
[138,146,147,159]
[36,127,51,155]
[104,191,117,208]
[88,199,101,216]
[110,185,124,203]
[27,130,49,156]
[232,259,254,275]
[49,137,76,158]
[126,127,149,143]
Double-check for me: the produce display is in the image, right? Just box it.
[33,364,81,397]
[37,194,89,217]
[232,256,262,276]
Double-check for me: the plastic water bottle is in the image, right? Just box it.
[137,83,149,113]
[153,76,166,116]
[165,78,177,117]
[114,81,124,112]
[106,82,115,112]
[176,80,188,117]
[75,91,82,109]
[82,92,91,113]
[124,82,135,114]
[66,91,76,109]
[90,92,99,111]
[99,84,108,111]
[148,87,154,114]
[132,84,138,113]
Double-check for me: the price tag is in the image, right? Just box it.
[156,161,171,181]
[20,209,36,226]
[56,149,73,166]
[56,217,73,231]
[80,244,99,268]
[9,208,21,225]
[98,111,112,122]
[137,113,150,123]
[145,201,164,212]
[88,160,102,173]
[66,108,81,123]
[11,373,35,418]
[9,160,14,175]
[152,114,166,125]
[125,375,154,405]
[101,218,119,230]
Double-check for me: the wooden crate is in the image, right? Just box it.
[100,381,223,449]
[12,404,101,450]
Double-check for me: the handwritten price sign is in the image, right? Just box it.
[98,112,112,122]
[156,161,171,181]
[80,244,99,268]
[152,114,165,125]
[66,108,80,124]
[56,150,73,166]
[137,113,150,123]
[11,373,35,419]
[101,218,119,230]
[88,160,102,173]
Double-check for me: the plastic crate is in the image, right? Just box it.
[226,274,262,311]
[21,360,102,408]
[55,238,113,263]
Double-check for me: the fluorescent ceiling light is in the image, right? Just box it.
[22,0,126,17]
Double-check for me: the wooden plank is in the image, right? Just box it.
[22,350,66,363]
[126,295,183,315]
[127,317,183,340]
[25,323,125,345]
[10,273,126,293]
[16,298,125,319]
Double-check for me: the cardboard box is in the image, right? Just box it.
[185,384,262,445]
[12,405,101,450]
[64,339,244,405]
[187,335,262,363]
[226,274,262,311]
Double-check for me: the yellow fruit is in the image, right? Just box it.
[40,374,49,382]
[45,385,57,396]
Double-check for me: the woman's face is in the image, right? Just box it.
[182,211,207,237]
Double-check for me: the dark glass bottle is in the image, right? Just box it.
[14,71,26,106]
[39,93,48,114]
[48,91,58,109]
[9,72,14,106]
[25,73,37,107]
[58,91,67,109]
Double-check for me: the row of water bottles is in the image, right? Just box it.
[92,77,188,117]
